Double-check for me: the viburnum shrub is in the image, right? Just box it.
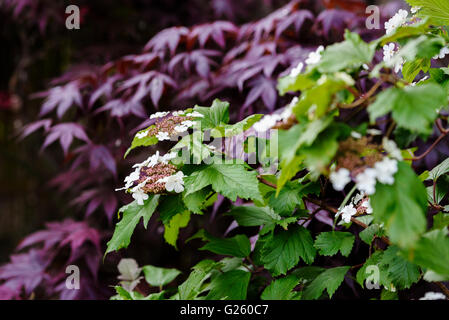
[2,0,390,300]
[109,1,449,300]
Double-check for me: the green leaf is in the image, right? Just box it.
[318,31,376,73]
[163,211,191,248]
[429,157,449,181]
[183,188,214,214]
[172,131,211,164]
[142,265,182,288]
[193,99,230,129]
[303,266,350,300]
[381,246,421,289]
[200,234,251,258]
[411,228,449,279]
[433,212,449,230]
[402,58,431,83]
[359,224,384,245]
[211,114,263,138]
[106,195,160,255]
[261,275,301,300]
[205,270,251,300]
[314,231,355,257]
[158,195,186,225]
[405,0,449,26]
[371,162,427,248]
[356,251,388,289]
[261,225,316,276]
[178,260,218,300]
[277,70,319,95]
[368,84,447,135]
[226,206,281,227]
[124,129,159,158]
[267,181,304,216]
[184,163,262,202]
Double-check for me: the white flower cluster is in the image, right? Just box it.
[385,9,408,35]
[383,43,404,73]
[135,130,149,139]
[157,171,185,193]
[174,120,197,133]
[330,156,399,195]
[433,47,449,60]
[330,168,351,191]
[419,292,447,300]
[356,157,398,195]
[289,62,304,78]
[305,46,324,66]
[150,111,169,119]
[382,138,403,160]
[337,193,373,223]
[116,151,178,205]
[253,97,298,132]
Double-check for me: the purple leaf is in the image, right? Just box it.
[38,82,83,119]
[42,123,90,155]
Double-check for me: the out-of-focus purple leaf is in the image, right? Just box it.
[42,123,90,155]
[37,82,83,119]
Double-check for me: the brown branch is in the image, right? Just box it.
[339,81,383,109]
[405,132,448,161]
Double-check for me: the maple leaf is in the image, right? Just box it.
[42,123,90,155]
[144,26,189,55]
[37,82,83,119]
[168,50,221,77]
[189,21,238,49]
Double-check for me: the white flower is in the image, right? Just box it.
[150,111,169,119]
[374,158,398,185]
[330,168,351,191]
[355,168,378,195]
[420,292,447,300]
[156,131,170,141]
[433,47,449,60]
[181,120,196,127]
[174,125,189,133]
[160,152,177,163]
[132,189,149,205]
[172,110,185,116]
[135,131,148,139]
[382,138,403,160]
[339,204,357,223]
[351,131,362,139]
[189,111,205,118]
[130,179,150,205]
[289,62,304,78]
[385,9,408,35]
[305,46,324,65]
[361,198,373,214]
[411,6,421,14]
[279,97,298,121]
[383,43,396,63]
[367,128,382,136]
[352,192,364,205]
[158,171,185,193]
[253,114,282,132]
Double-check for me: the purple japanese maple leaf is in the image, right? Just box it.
[42,123,90,155]
[168,50,221,78]
[0,249,52,295]
[144,26,189,56]
[37,81,83,119]
[189,21,238,49]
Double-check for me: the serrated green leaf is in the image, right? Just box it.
[124,129,159,158]
[314,231,355,257]
[184,163,262,202]
[193,99,230,128]
[106,195,160,255]
[317,31,376,73]
[178,260,218,300]
[199,234,251,258]
[303,266,350,300]
[381,246,421,290]
[205,270,251,300]
[368,84,447,135]
[142,265,182,288]
[371,162,427,248]
[261,275,301,300]
[261,225,316,276]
